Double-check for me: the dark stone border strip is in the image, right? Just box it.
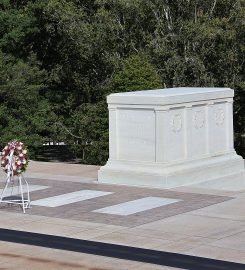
[0,228,244,270]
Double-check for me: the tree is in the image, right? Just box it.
[0,0,244,161]
[66,101,109,165]
[108,54,162,93]
[0,51,51,156]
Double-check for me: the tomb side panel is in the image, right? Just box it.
[187,105,207,159]
[209,102,228,155]
[117,108,155,162]
[163,108,185,162]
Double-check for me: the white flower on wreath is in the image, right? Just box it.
[22,159,26,164]
[17,160,22,165]
[19,153,23,157]
[18,146,22,150]
[22,150,27,154]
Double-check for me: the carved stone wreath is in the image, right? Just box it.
[193,110,205,129]
[215,108,225,126]
[171,114,182,133]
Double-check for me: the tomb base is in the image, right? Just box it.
[98,152,244,189]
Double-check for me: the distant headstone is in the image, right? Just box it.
[98,87,245,188]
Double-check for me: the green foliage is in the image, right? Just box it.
[66,101,109,165]
[0,51,51,156]
[108,54,162,93]
[0,0,244,162]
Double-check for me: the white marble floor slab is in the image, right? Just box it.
[32,190,113,207]
[93,197,181,216]
[0,185,49,196]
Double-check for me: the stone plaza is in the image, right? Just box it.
[0,160,245,269]
[0,87,244,269]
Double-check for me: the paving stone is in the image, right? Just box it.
[0,161,244,267]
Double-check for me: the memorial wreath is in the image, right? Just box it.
[0,141,29,175]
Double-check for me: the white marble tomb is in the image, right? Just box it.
[98,87,245,188]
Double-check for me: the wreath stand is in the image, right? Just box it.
[0,151,30,213]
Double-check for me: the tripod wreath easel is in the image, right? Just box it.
[0,141,30,213]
